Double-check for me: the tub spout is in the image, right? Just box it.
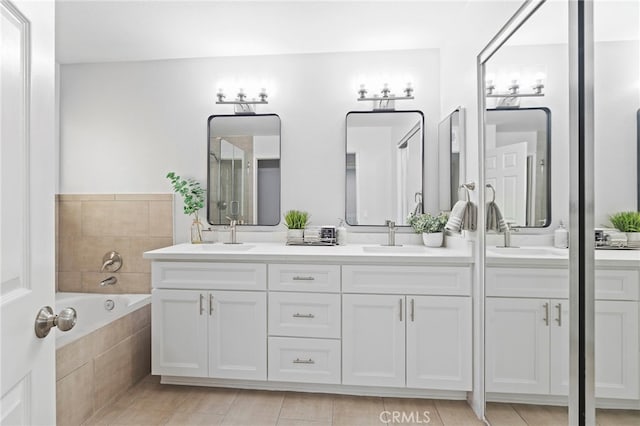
[100,276,117,286]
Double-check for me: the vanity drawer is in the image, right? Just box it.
[596,269,639,301]
[486,267,568,298]
[152,262,266,290]
[268,264,340,292]
[268,337,340,384]
[269,292,340,338]
[342,265,471,296]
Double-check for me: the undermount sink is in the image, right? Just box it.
[198,244,255,252]
[487,246,567,257]
[361,245,426,254]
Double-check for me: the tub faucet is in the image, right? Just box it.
[385,220,397,246]
[100,276,117,286]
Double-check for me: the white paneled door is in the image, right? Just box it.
[486,141,528,225]
[0,0,56,424]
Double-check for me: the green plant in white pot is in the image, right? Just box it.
[167,172,205,243]
[609,211,640,248]
[284,210,309,242]
[408,212,449,247]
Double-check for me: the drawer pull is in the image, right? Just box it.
[543,302,549,326]
[399,298,403,322]
[293,313,315,319]
[199,294,204,315]
[293,358,315,364]
[292,276,315,281]
[209,294,214,315]
[555,303,562,326]
[410,298,415,322]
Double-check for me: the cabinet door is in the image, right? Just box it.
[342,294,405,387]
[486,298,550,394]
[595,300,639,399]
[406,296,471,391]
[549,299,570,395]
[209,291,267,380]
[151,289,208,377]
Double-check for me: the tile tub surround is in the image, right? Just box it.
[56,304,151,426]
[56,194,173,293]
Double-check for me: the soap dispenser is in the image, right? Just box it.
[337,219,347,246]
[554,221,569,248]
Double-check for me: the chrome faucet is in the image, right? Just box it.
[100,276,117,286]
[225,217,239,244]
[501,223,519,248]
[385,220,397,246]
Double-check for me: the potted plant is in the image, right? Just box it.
[167,172,206,243]
[284,210,309,241]
[609,211,640,248]
[408,212,449,247]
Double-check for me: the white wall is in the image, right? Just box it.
[59,49,440,239]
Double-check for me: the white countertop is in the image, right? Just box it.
[485,245,640,268]
[143,242,474,265]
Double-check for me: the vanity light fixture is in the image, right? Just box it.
[216,88,268,115]
[357,83,414,110]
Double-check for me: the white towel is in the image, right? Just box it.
[445,200,467,232]
[486,201,507,232]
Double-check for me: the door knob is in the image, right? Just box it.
[34,306,77,338]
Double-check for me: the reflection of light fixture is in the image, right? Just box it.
[357,83,415,110]
[486,76,545,98]
[216,88,268,115]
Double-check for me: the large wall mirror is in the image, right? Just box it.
[345,111,424,226]
[438,108,465,212]
[208,114,281,226]
[485,107,551,227]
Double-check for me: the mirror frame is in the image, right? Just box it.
[438,107,466,212]
[206,113,282,226]
[344,110,425,227]
[486,106,552,227]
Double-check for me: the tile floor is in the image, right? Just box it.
[83,375,640,426]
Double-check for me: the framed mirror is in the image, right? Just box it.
[345,111,424,226]
[207,114,281,226]
[485,107,551,227]
[438,108,465,212]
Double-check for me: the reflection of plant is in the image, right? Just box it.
[407,212,449,234]
[166,172,205,219]
[284,210,310,229]
[609,211,640,232]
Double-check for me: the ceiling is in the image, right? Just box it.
[56,0,469,64]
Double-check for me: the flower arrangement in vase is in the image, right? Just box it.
[284,210,309,242]
[167,172,205,243]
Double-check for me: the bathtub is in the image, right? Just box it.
[55,292,151,349]
[55,292,152,424]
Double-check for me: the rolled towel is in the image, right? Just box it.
[445,200,467,232]
[486,201,507,232]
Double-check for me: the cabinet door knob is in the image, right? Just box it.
[555,303,562,326]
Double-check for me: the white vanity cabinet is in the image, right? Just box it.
[151,262,267,380]
[342,265,472,391]
[486,266,639,401]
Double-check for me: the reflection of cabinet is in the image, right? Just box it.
[485,297,568,395]
[152,289,266,380]
[486,266,639,400]
[342,265,472,391]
